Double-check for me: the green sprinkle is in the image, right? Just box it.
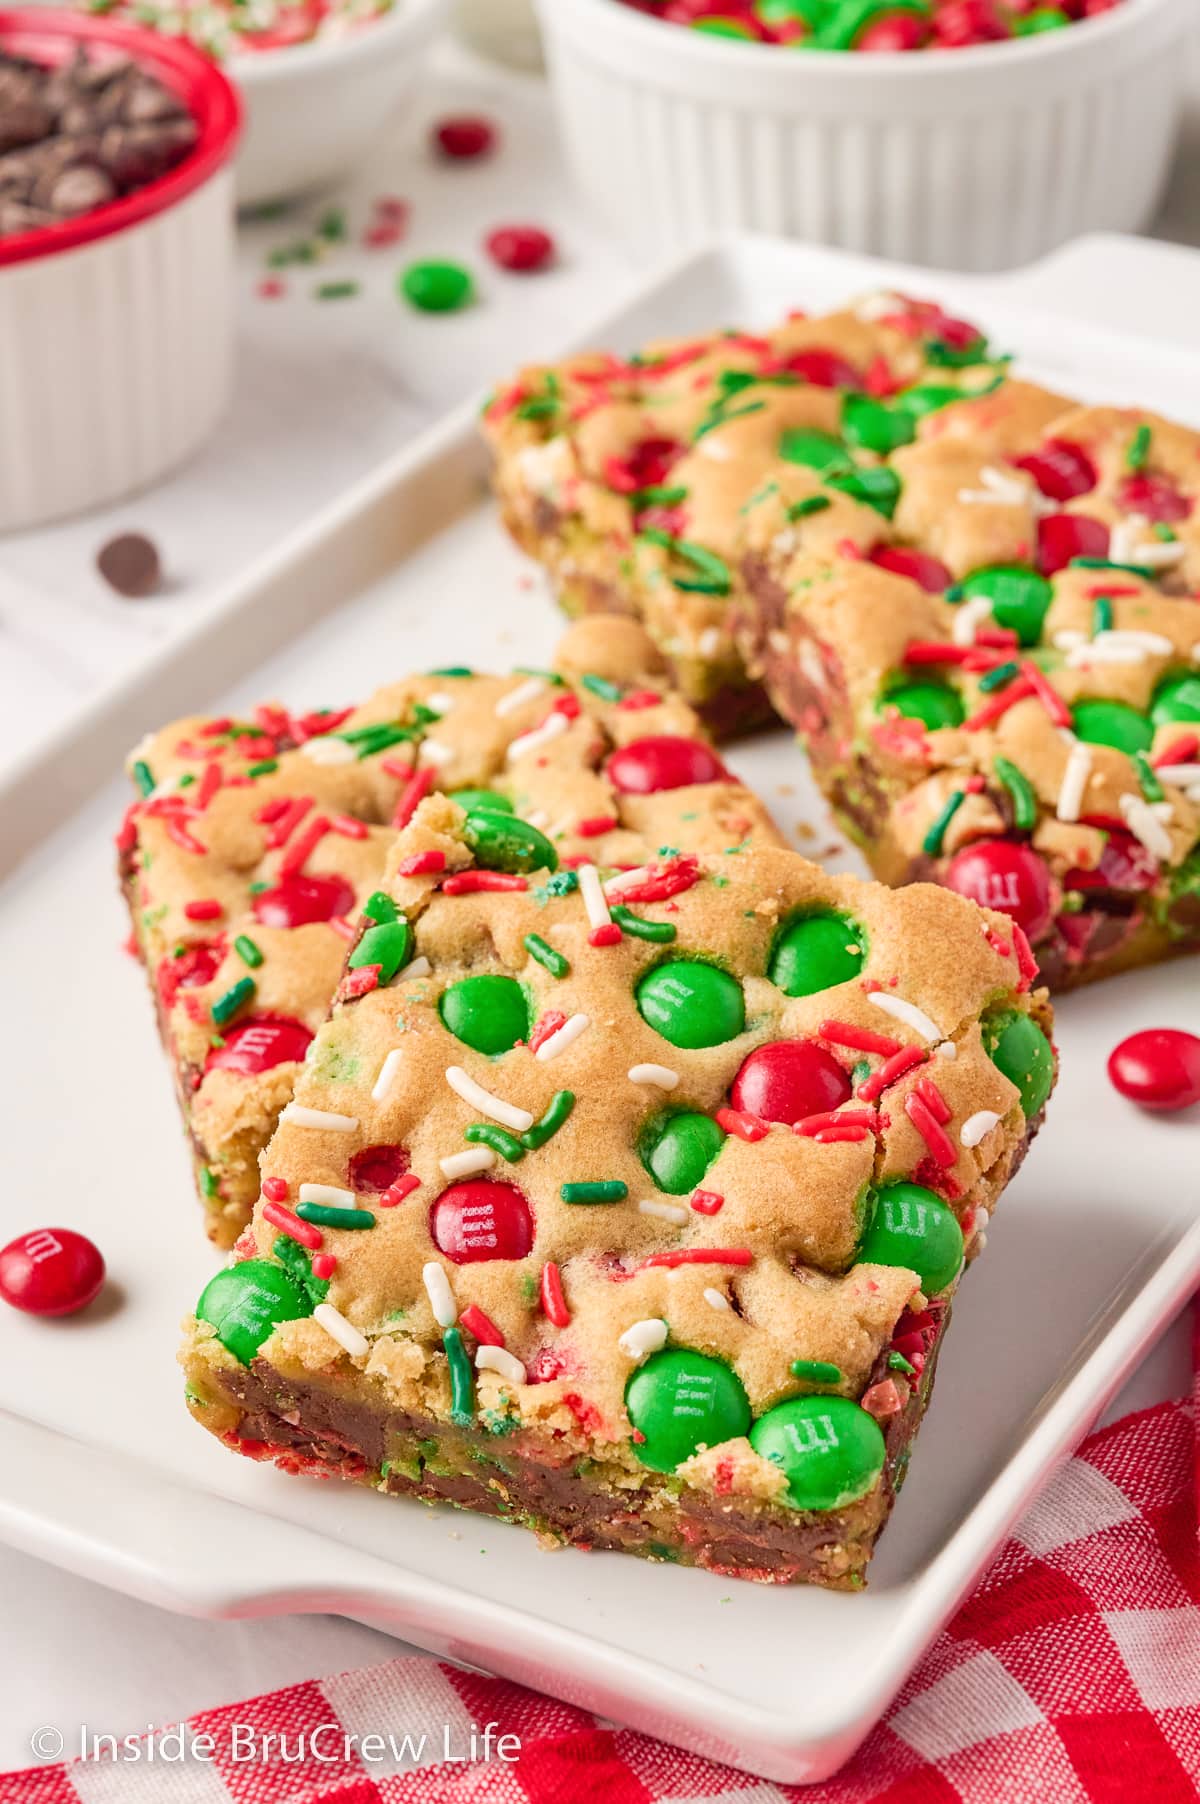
[993,756,1037,832]
[295,1202,377,1230]
[521,1091,575,1151]
[465,1123,526,1164]
[248,880,270,895]
[851,1059,872,1088]
[339,722,414,757]
[786,495,832,521]
[580,673,622,703]
[1154,523,1177,542]
[444,1326,474,1424]
[132,759,155,797]
[611,905,677,943]
[516,397,559,420]
[637,529,732,596]
[363,890,398,924]
[1134,751,1165,803]
[245,759,278,777]
[977,660,1019,694]
[177,774,196,787]
[234,934,264,969]
[888,1351,916,1376]
[199,1167,219,1198]
[922,790,966,858]
[211,976,256,1027]
[1125,423,1151,471]
[790,1359,843,1386]
[541,870,579,897]
[524,932,569,978]
[1091,595,1114,637]
[628,485,688,511]
[317,207,346,241]
[561,1180,627,1205]
[430,666,473,678]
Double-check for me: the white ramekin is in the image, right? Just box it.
[231,0,448,207]
[0,10,241,534]
[536,0,1195,272]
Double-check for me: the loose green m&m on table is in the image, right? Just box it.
[983,1008,1054,1117]
[641,1111,725,1194]
[959,566,1052,647]
[769,910,865,997]
[1150,672,1200,729]
[463,808,558,874]
[750,1396,886,1512]
[627,1349,751,1472]
[448,788,513,814]
[858,1181,963,1296]
[439,974,529,1056]
[400,259,474,313]
[878,679,965,732]
[636,960,745,1049]
[196,1260,311,1365]
[1070,698,1154,756]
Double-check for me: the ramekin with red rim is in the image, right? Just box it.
[0,10,240,533]
[535,0,1194,270]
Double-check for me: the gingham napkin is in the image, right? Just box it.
[6,1314,1197,1804]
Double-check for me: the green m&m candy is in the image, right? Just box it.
[439,974,529,1056]
[858,1181,963,1296]
[463,807,558,874]
[449,788,513,814]
[1150,672,1200,729]
[1071,698,1154,756]
[960,566,1052,647]
[826,465,901,519]
[196,1259,311,1365]
[750,1396,885,1511]
[778,426,849,473]
[983,1008,1054,1117]
[636,959,745,1049]
[878,678,965,732]
[641,1111,725,1194]
[400,259,474,314]
[769,910,864,997]
[627,1348,751,1472]
[841,393,916,456]
[898,383,967,420]
[349,917,411,982]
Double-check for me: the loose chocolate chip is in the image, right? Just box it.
[97,532,162,599]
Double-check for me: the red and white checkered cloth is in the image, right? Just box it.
[6,1314,1198,1804]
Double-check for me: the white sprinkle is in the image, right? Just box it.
[1155,763,1200,786]
[936,1040,958,1060]
[476,1345,527,1386]
[1053,629,1088,652]
[866,991,943,1043]
[425,692,455,715]
[960,1109,1002,1148]
[698,627,721,659]
[147,772,183,802]
[956,465,1033,510]
[281,1105,359,1132]
[313,1303,369,1359]
[604,863,655,897]
[703,1287,730,1312]
[439,1147,496,1179]
[300,735,356,765]
[637,1198,689,1225]
[577,862,611,931]
[628,1063,679,1090]
[1056,740,1092,824]
[419,738,454,769]
[1119,792,1172,860]
[396,955,431,982]
[298,1183,356,1208]
[422,1261,457,1328]
[535,1012,590,1062]
[619,1318,669,1362]
[1064,630,1170,668]
[951,595,993,647]
[445,1065,534,1132]
[495,676,546,718]
[1106,629,1173,654]
[508,710,569,763]
[524,808,549,830]
[372,1048,404,1103]
[1110,517,1187,570]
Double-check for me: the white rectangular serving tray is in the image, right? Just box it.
[2,233,1199,1786]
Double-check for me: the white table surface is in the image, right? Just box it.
[1,37,1197,1776]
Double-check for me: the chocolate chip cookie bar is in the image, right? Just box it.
[180,801,1054,1588]
[121,619,780,1246]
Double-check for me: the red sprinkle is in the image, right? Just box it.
[265,796,313,849]
[913,1077,952,1124]
[577,815,618,839]
[381,756,415,783]
[195,764,223,809]
[184,898,223,922]
[639,1248,752,1270]
[1152,733,1199,770]
[814,1124,873,1144]
[818,1019,902,1057]
[904,1091,957,1168]
[340,965,381,1000]
[443,871,529,895]
[380,1173,421,1208]
[254,796,291,824]
[1020,659,1072,729]
[311,1254,337,1280]
[611,857,700,905]
[257,277,286,300]
[262,1201,322,1250]
[529,1010,568,1054]
[392,767,435,831]
[714,1107,769,1142]
[589,923,623,947]
[856,1045,927,1102]
[795,1110,878,1136]
[261,1177,289,1203]
[1011,924,1039,990]
[460,1303,505,1347]
[540,1260,571,1327]
[166,820,207,856]
[327,916,357,943]
[278,813,331,878]
[331,814,369,840]
[115,803,140,854]
[617,690,662,711]
[552,691,582,721]
[962,675,1035,733]
[690,1189,725,1216]
[396,849,446,876]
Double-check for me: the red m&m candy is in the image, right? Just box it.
[0,1228,105,1317]
[857,8,929,49]
[869,546,953,594]
[942,840,1053,942]
[1114,472,1191,525]
[730,1040,851,1126]
[1036,512,1109,577]
[430,1181,534,1263]
[607,736,726,794]
[349,1144,411,1192]
[1107,1029,1200,1113]
[157,941,223,1009]
[433,115,496,160]
[252,872,355,928]
[486,225,555,273]
[776,348,862,390]
[205,1015,313,1076]
[1013,438,1097,503]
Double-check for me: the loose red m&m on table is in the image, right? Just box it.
[730,1040,851,1126]
[252,872,355,928]
[205,1015,313,1076]
[1107,1029,1200,1113]
[486,225,556,273]
[430,1181,534,1263]
[607,735,726,794]
[943,840,1053,942]
[432,115,496,160]
[0,1228,105,1318]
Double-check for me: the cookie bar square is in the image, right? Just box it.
[181,802,1054,1589]
[483,290,1039,733]
[122,619,780,1246]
